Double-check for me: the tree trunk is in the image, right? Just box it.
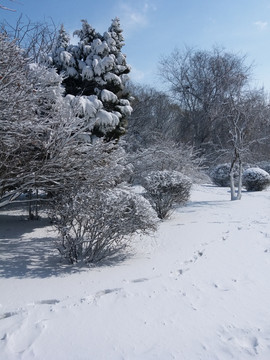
[28,190,33,220]
[236,159,243,200]
[229,157,237,201]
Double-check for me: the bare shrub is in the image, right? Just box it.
[49,187,157,264]
[143,170,192,219]
[1,15,57,62]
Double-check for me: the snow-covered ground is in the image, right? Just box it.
[1,184,270,360]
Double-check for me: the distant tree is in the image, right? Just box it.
[125,84,182,150]
[49,17,132,140]
[159,46,252,155]
[127,139,203,184]
[219,89,269,200]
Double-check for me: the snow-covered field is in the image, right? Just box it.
[1,184,270,360]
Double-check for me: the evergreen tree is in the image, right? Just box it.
[107,17,125,53]
[50,24,71,73]
[50,18,132,140]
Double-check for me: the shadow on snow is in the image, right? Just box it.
[0,213,133,279]
[0,214,87,279]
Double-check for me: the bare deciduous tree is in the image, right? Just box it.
[126,83,182,150]
[1,15,57,62]
[127,138,204,184]
[0,33,130,209]
[220,89,270,200]
[0,0,16,11]
[159,46,252,155]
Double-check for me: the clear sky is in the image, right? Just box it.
[1,0,270,91]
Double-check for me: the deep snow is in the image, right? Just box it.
[1,185,270,359]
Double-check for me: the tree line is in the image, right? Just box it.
[128,46,270,199]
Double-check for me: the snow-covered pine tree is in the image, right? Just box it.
[49,24,71,75]
[50,18,132,140]
[107,17,124,53]
[100,17,132,139]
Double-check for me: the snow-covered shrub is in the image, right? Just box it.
[257,161,270,175]
[242,168,270,191]
[0,33,69,208]
[50,187,157,264]
[210,163,238,187]
[143,170,192,219]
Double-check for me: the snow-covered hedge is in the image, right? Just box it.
[50,187,157,264]
[143,170,192,219]
[242,168,270,191]
[209,163,237,187]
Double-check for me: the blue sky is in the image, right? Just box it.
[1,0,270,91]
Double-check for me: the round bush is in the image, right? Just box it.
[209,163,238,187]
[143,170,192,219]
[257,161,270,175]
[243,167,270,191]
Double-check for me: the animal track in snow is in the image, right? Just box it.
[183,249,205,265]
[177,268,190,276]
[222,230,230,241]
[175,248,207,278]
[260,231,270,238]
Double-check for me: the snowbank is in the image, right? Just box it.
[1,185,270,359]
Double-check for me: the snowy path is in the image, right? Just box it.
[1,185,270,359]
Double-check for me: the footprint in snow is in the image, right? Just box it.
[213,283,231,291]
[182,249,205,267]
[36,299,60,305]
[219,326,261,356]
[222,230,230,241]
[131,278,149,283]
[178,268,190,275]
[94,288,123,299]
[80,288,123,305]
[1,314,47,354]
[0,311,18,320]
